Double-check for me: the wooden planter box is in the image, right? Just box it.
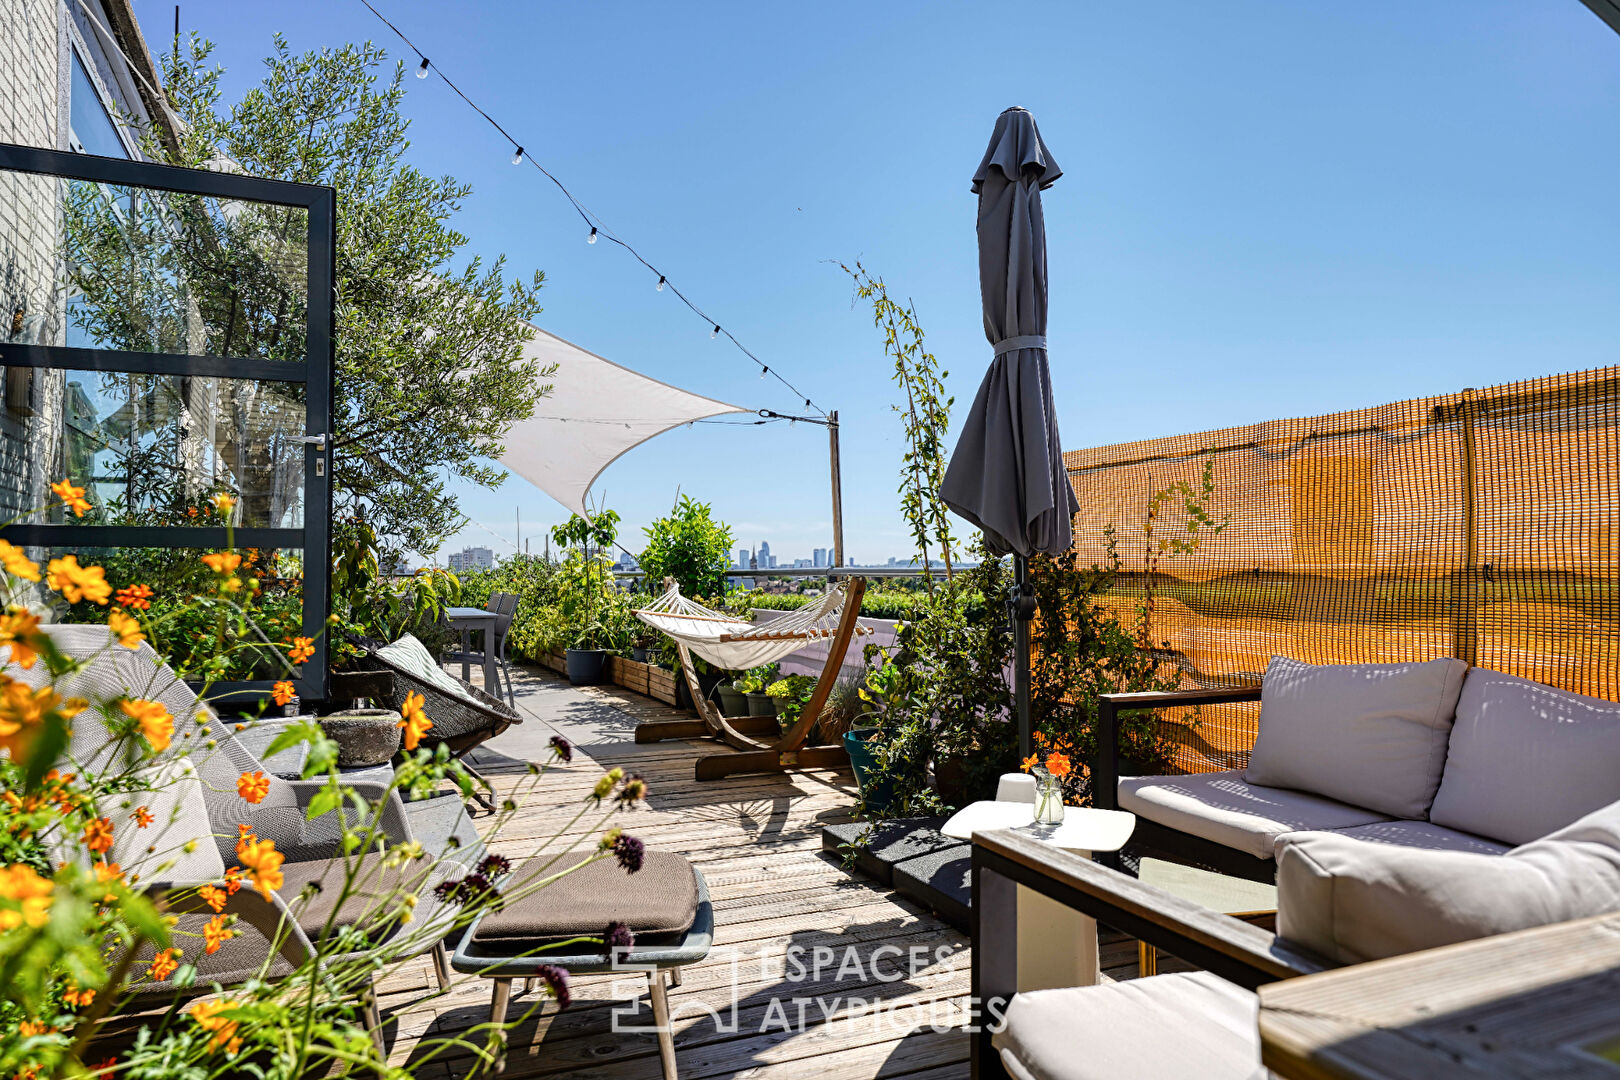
[538,651,568,675]
[646,664,679,706]
[608,655,652,696]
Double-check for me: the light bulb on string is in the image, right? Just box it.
[656,276,666,292]
[588,227,597,244]
[711,325,720,339]
[416,57,430,78]
[760,366,769,378]
[511,146,524,166]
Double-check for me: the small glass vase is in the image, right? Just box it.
[1030,767,1065,825]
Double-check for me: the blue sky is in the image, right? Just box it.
[157,1,1619,565]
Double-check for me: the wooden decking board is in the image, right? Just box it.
[378,664,1144,1079]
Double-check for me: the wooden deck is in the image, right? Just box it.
[381,664,1142,1080]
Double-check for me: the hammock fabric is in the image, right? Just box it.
[634,581,872,671]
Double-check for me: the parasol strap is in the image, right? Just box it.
[992,335,1046,356]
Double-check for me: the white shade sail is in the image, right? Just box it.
[496,322,748,518]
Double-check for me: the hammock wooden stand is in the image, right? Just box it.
[632,577,869,781]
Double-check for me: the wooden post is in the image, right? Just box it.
[829,410,845,568]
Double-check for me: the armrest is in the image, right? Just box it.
[156,883,315,971]
[1092,684,1263,810]
[971,827,1325,988]
[286,778,415,853]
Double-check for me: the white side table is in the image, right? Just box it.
[944,798,1136,993]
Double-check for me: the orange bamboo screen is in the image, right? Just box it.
[1064,366,1620,775]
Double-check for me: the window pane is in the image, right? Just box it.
[39,545,306,681]
[69,52,131,160]
[0,168,309,362]
[2,368,306,528]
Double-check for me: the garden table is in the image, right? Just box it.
[444,606,500,695]
[945,799,1135,992]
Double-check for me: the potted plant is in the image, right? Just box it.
[631,632,655,664]
[715,675,748,718]
[736,663,780,717]
[766,674,819,737]
[551,510,622,686]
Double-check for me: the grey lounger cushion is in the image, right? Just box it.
[471,851,699,942]
[1429,667,1620,846]
[1119,770,1389,860]
[1277,798,1620,965]
[1245,655,1468,819]
[994,971,1269,1080]
[1276,818,1508,859]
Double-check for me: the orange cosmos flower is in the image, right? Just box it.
[1020,754,1039,773]
[46,555,111,605]
[271,680,295,707]
[0,606,44,668]
[202,913,235,955]
[222,866,244,896]
[0,678,84,763]
[114,582,154,610]
[286,636,314,664]
[236,771,270,804]
[210,493,237,516]
[120,698,174,753]
[94,861,123,903]
[131,806,154,828]
[188,997,242,1054]
[398,690,432,751]
[200,551,242,576]
[107,608,144,649]
[236,837,284,899]
[0,863,54,930]
[148,948,180,981]
[198,884,228,913]
[51,479,91,517]
[61,984,95,1008]
[0,540,40,583]
[1045,751,1072,779]
[83,817,114,854]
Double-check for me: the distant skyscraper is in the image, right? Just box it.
[737,548,749,569]
[758,540,771,566]
[813,547,827,568]
[767,554,778,569]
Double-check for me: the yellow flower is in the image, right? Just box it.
[236,838,284,899]
[211,493,237,516]
[397,690,432,751]
[0,677,85,764]
[107,609,144,649]
[1020,754,1038,773]
[200,552,242,576]
[0,540,40,583]
[51,479,91,517]
[83,817,114,854]
[120,698,174,753]
[0,863,54,930]
[0,606,44,669]
[46,555,111,605]
[286,636,314,664]
[235,771,270,805]
[188,997,243,1054]
[271,681,295,707]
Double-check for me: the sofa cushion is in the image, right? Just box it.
[471,851,699,942]
[993,971,1269,1080]
[1277,798,1620,965]
[1276,818,1508,859]
[1119,771,1390,861]
[1245,655,1468,819]
[1429,668,1620,846]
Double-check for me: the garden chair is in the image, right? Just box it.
[445,592,520,707]
[5,625,483,1049]
[631,576,871,781]
[356,633,523,811]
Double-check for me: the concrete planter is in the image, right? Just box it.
[319,709,403,767]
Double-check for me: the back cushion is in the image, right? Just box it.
[1277,798,1620,965]
[1245,655,1468,819]
[1429,668,1620,846]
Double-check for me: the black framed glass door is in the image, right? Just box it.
[0,142,335,702]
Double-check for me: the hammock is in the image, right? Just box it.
[634,580,872,671]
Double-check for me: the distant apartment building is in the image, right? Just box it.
[447,546,494,572]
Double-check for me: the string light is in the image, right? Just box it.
[356,0,828,419]
[588,226,598,244]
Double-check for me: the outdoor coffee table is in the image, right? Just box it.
[944,799,1135,992]
[444,606,500,694]
[1135,857,1277,976]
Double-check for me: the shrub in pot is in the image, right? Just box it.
[716,678,748,717]
[734,663,779,718]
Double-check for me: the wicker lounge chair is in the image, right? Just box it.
[356,634,523,811]
[5,625,484,1050]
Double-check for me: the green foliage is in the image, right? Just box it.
[457,554,565,658]
[731,664,780,695]
[1139,453,1227,646]
[328,517,460,664]
[638,495,735,600]
[736,587,954,622]
[151,35,551,552]
[844,262,957,588]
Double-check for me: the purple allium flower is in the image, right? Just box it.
[434,873,504,911]
[433,878,461,902]
[535,963,571,1009]
[478,853,512,878]
[602,920,635,958]
[549,735,573,763]
[613,833,645,874]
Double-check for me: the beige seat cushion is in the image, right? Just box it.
[1278,798,1620,965]
[279,850,427,944]
[1430,668,1620,846]
[1276,819,1508,859]
[1245,655,1468,819]
[1119,771,1390,860]
[471,851,698,942]
[994,971,1270,1080]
